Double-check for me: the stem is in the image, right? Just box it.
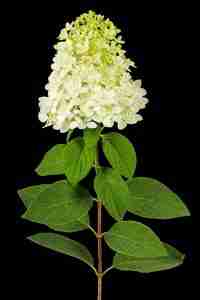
[87,224,97,236]
[97,201,103,273]
[97,200,103,300]
[95,140,103,300]
[66,129,73,143]
[94,131,105,300]
[97,276,102,300]
[102,266,114,277]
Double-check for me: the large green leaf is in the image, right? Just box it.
[113,243,185,273]
[36,144,66,176]
[104,221,167,258]
[127,177,190,219]
[49,214,90,233]
[18,184,50,208]
[22,180,93,229]
[102,133,137,178]
[64,137,96,185]
[83,127,102,148]
[18,183,91,233]
[28,233,94,268]
[94,167,129,220]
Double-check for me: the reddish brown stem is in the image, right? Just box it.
[97,200,103,300]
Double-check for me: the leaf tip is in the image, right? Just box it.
[26,235,33,241]
[177,205,191,218]
[184,207,191,217]
[35,165,42,176]
[21,210,32,222]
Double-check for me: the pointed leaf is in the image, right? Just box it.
[104,221,167,258]
[18,184,50,208]
[127,177,190,219]
[18,183,91,233]
[23,180,93,228]
[113,243,185,273]
[28,233,94,268]
[83,127,102,148]
[102,133,137,178]
[94,167,129,220]
[64,137,95,185]
[36,144,66,176]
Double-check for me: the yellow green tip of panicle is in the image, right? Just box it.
[58,10,121,41]
[57,10,124,67]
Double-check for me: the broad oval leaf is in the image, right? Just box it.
[18,183,91,233]
[18,184,50,208]
[104,221,167,258]
[28,232,94,268]
[102,133,137,178]
[113,243,185,273]
[127,177,190,219]
[36,144,66,176]
[94,167,129,220]
[22,180,93,229]
[64,137,96,185]
[83,127,102,148]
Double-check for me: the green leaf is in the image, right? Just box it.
[18,184,50,208]
[102,133,137,178]
[83,127,102,148]
[94,167,129,220]
[36,144,66,176]
[28,232,94,268]
[18,183,91,233]
[49,214,90,233]
[64,137,95,185]
[23,180,93,229]
[104,221,167,258]
[113,243,185,273]
[127,177,190,219]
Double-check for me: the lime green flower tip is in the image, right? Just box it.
[57,10,127,68]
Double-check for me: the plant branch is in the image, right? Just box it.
[87,224,98,236]
[95,140,103,300]
[66,129,73,143]
[97,201,103,274]
[97,200,103,300]
[102,266,114,277]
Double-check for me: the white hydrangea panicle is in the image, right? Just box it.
[38,10,148,132]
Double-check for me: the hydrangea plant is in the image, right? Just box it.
[18,11,190,300]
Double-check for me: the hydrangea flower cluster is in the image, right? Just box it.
[38,11,148,132]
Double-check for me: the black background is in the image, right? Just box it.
[15,1,194,299]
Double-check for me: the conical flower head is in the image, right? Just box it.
[38,11,148,132]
